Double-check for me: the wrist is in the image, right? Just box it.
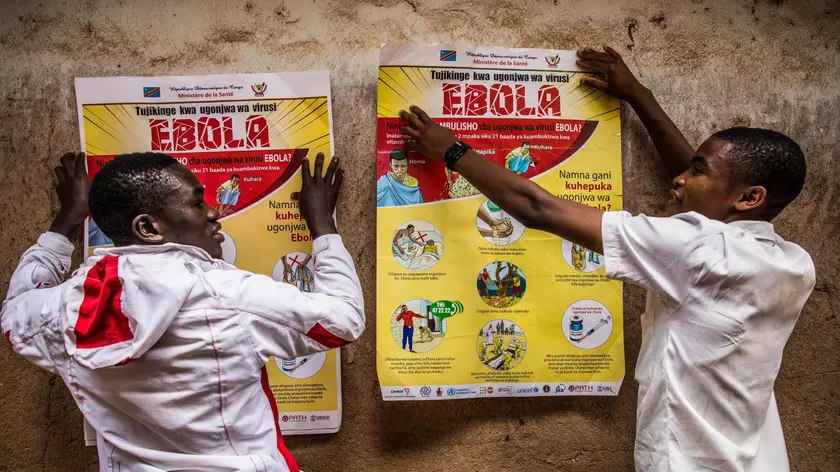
[628,85,654,108]
[307,216,338,239]
[49,212,85,239]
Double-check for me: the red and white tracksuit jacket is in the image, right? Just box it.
[0,232,365,472]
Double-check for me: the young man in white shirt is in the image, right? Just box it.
[399,47,814,472]
[1,152,363,472]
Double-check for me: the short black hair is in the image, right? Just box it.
[89,153,180,245]
[713,127,806,220]
[232,174,240,179]
[522,141,530,146]
[390,149,407,161]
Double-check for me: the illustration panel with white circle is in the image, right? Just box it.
[476,199,525,246]
[274,351,326,379]
[219,230,236,264]
[389,299,447,354]
[390,220,444,271]
[561,239,604,272]
[476,319,526,371]
[272,251,315,293]
[476,261,527,309]
[561,299,613,349]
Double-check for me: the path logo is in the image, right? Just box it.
[545,55,561,68]
[440,50,457,62]
[143,86,161,98]
[252,82,267,97]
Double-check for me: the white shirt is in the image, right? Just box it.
[1,233,365,472]
[601,211,815,472]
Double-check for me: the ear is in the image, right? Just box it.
[131,214,166,244]
[734,185,767,212]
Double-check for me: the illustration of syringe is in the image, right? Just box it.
[575,316,611,343]
[289,355,314,373]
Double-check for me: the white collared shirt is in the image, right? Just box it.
[602,211,815,472]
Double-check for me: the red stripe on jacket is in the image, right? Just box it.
[260,366,299,472]
[75,256,133,349]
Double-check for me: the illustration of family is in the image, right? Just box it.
[377,142,536,207]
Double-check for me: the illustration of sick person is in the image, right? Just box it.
[377,150,423,207]
[571,243,587,271]
[445,167,480,199]
[215,174,241,216]
[504,142,537,175]
[391,224,419,260]
[294,254,314,293]
[395,305,424,353]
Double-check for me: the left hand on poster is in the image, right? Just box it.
[49,152,91,239]
[400,106,458,161]
[293,153,342,239]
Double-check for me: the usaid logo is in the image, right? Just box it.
[310,414,331,422]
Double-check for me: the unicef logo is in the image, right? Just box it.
[420,386,432,396]
[446,387,457,396]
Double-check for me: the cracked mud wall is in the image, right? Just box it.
[0,0,838,471]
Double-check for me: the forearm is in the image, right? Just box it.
[630,88,695,178]
[452,151,604,253]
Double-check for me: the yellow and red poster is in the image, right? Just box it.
[75,72,342,433]
[376,43,624,400]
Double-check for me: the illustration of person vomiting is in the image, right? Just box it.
[395,304,424,353]
[215,173,240,216]
[377,149,423,207]
[504,141,537,175]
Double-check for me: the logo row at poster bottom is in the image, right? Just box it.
[381,380,624,401]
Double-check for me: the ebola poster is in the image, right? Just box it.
[75,72,342,433]
[376,43,624,400]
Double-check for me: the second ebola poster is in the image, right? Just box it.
[376,43,624,400]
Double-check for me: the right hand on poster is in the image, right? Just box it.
[400,106,457,160]
[576,47,647,103]
[294,153,341,239]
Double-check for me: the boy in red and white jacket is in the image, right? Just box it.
[1,152,363,472]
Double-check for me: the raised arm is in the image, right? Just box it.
[576,47,695,178]
[5,153,88,300]
[400,107,604,254]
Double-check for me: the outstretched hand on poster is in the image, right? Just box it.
[293,153,343,239]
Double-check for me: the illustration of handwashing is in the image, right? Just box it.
[562,300,614,350]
